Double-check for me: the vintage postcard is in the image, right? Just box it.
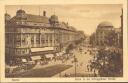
[0,0,128,82]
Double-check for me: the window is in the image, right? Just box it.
[50,39,52,42]
[15,34,21,46]
[22,50,25,54]
[46,40,48,43]
[36,34,40,44]
[49,34,52,43]
[22,38,25,44]
[16,35,20,42]
[41,36,45,43]
[31,36,34,44]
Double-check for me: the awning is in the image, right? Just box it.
[31,56,41,60]
[45,54,54,58]
[31,47,54,52]
[31,50,56,56]
[22,59,27,62]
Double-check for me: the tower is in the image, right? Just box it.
[5,13,11,21]
[120,8,123,48]
[120,9,123,34]
[5,10,11,21]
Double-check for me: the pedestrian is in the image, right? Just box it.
[87,65,89,72]
[94,69,97,77]
[65,73,68,77]
[90,65,92,72]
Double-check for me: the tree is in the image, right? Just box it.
[91,49,123,77]
[105,31,117,46]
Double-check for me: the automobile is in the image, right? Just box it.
[27,61,35,64]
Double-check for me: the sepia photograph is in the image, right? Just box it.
[4,4,123,78]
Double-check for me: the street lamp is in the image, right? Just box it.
[74,56,78,77]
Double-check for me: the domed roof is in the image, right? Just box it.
[17,9,26,14]
[5,13,11,21]
[98,21,113,27]
[50,14,59,23]
[51,15,58,19]
[5,13,11,17]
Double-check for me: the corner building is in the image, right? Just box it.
[5,9,84,64]
[95,21,114,46]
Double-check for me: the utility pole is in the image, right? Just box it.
[75,58,76,77]
[74,56,78,77]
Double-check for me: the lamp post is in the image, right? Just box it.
[74,56,78,77]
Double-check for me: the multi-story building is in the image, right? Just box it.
[90,21,122,48]
[114,28,122,47]
[5,9,84,64]
[95,21,114,46]
[92,9,123,48]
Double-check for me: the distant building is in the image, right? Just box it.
[114,28,122,47]
[92,21,122,48]
[90,20,123,47]
[5,9,84,64]
[95,21,114,46]
[93,9,123,48]
[89,32,96,47]
[83,35,90,47]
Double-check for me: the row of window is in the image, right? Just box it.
[6,48,29,55]
[6,32,76,48]
[15,48,29,55]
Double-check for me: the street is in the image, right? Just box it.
[6,46,95,77]
[53,46,95,77]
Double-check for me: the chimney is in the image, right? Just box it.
[43,11,46,16]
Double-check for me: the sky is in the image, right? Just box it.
[6,4,122,35]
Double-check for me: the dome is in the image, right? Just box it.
[98,21,113,28]
[16,9,26,14]
[5,13,11,21]
[16,9,27,19]
[5,13,10,17]
[49,14,59,24]
[51,15,58,19]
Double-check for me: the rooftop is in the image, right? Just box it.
[98,21,113,28]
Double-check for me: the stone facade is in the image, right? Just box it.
[5,9,84,63]
[95,21,114,46]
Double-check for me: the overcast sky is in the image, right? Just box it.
[6,4,122,35]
